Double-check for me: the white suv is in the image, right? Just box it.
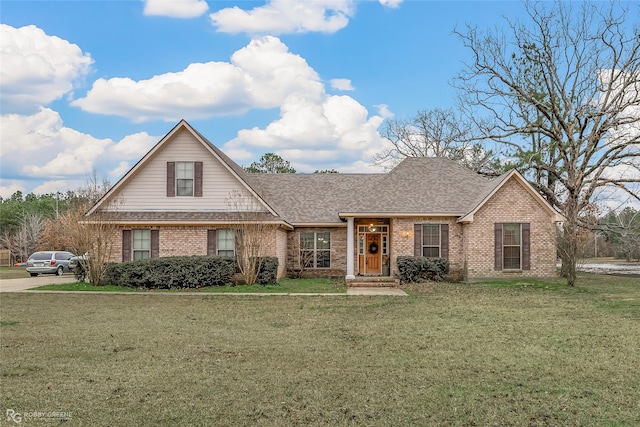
[26,251,75,277]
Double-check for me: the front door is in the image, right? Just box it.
[365,233,381,274]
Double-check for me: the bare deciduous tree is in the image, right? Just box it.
[8,212,46,261]
[226,190,276,285]
[61,203,118,285]
[288,231,317,278]
[74,171,112,207]
[373,108,502,175]
[453,0,640,285]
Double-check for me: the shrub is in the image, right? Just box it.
[103,256,236,289]
[73,261,86,281]
[397,256,449,283]
[255,256,279,285]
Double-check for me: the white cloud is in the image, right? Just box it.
[210,0,354,35]
[72,36,323,122]
[31,180,78,196]
[143,0,209,18]
[71,35,387,173]
[330,78,354,91]
[112,132,159,157]
[375,104,394,119]
[0,24,93,113]
[0,181,26,199]
[223,93,387,172]
[379,0,403,9]
[0,108,157,195]
[109,161,133,179]
[595,69,640,207]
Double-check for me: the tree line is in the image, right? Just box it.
[0,178,110,263]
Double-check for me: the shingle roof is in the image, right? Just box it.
[90,211,280,223]
[247,157,500,224]
[91,120,514,225]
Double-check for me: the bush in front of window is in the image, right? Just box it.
[103,256,236,289]
[397,256,450,283]
[253,256,279,285]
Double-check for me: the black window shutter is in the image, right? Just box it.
[151,230,159,258]
[194,161,203,197]
[207,230,217,256]
[494,223,503,270]
[522,223,531,270]
[414,224,422,256]
[440,224,449,260]
[122,229,131,262]
[166,162,175,197]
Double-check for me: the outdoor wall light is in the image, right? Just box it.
[403,230,412,238]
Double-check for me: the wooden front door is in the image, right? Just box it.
[366,233,381,274]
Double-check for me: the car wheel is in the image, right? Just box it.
[30,273,38,277]
[56,266,64,276]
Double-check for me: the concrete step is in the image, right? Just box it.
[346,277,400,288]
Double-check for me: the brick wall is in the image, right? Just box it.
[463,178,558,280]
[107,225,283,264]
[158,226,208,257]
[390,217,463,276]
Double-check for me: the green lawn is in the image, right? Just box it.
[1,274,639,426]
[30,277,346,293]
[0,266,29,280]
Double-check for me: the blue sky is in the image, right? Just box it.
[2,0,535,197]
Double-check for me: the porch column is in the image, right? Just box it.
[346,217,355,279]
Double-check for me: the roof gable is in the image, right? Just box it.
[87,120,277,217]
[457,170,563,223]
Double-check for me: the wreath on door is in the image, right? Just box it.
[368,242,379,254]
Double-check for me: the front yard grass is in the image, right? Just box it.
[0,266,29,280]
[1,273,638,426]
[30,277,346,293]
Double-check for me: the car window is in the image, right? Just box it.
[30,252,52,260]
[56,252,73,260]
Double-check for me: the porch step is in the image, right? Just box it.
[346,277,400,288]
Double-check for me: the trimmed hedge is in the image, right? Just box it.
[397,256,449,282]
[255,256,279,285]
[103,256,236,289]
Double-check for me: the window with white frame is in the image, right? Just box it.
[217,229,235,257]
[422,224,440,258]
[133,229,151,260]
[503,223,522,269]
[300,232,331,268]
[176,162,194,196]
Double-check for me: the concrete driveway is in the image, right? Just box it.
[0,274,77,292]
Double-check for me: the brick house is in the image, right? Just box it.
[87,120,562,282]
